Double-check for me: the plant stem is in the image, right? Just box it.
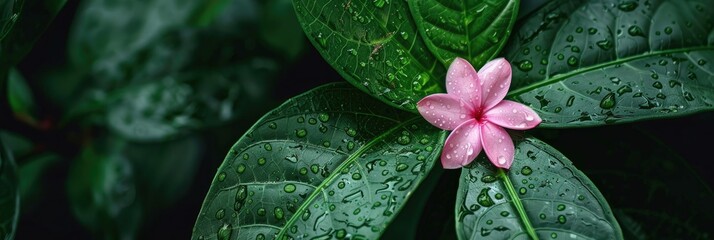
[498,168,539,240]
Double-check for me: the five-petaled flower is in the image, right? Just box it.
[417,57,541,169]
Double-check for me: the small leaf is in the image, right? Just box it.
[0,137,19,239]
[456,137,622,239]
[0,0,66,66]
[505,0,714,127]
[409,0,519,68]
[292,0,446,112]
[192,83,447,239]
[7,68,35,118]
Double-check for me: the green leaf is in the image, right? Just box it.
[0,0,65,66]
[17,153,59,211]
[7,68,35,118]
[504,0,714,127]
[455,137,622,239]
[0,137,19,239]
[192,83,446,239]
[409,0,519,68]
[0,0,22,41]
[538,126,714,239]
[292,0,446,112]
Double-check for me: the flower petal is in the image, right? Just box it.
[483,100,542,130]
[417,94,474,130]
[480,122,514,169]
[441,119,482,169]
[478,58,512,110]
[446,57,482,110]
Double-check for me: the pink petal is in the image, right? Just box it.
[417,94,474,130]
[483,100,542,130]
[478,58,512,110]
[441,119,482,169]
[480,122,515,169]
[446,57,482,110]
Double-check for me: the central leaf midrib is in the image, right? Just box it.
[275,116,422,238]
[507,46,714,97]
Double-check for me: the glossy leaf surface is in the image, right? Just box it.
[505,0,714,127]
[456,137,622,239]
[292,0,446,112]
[0,138,19,240]
[193,83,446,239]
[409,0,519,68]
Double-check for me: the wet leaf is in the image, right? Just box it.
[456,137,622,239]
[0,137,19,239]
[409,0,519,69]
[192,83,447,239]
[0,0,66,66]
[292,0,446,112]
[6,68,35,118]
[505,0,714,127]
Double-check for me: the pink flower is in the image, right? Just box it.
[417,57,541,169]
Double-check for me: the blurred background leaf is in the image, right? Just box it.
[0,137,19,240]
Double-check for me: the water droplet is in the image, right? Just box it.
[610,77,621,84]
[656,93,666,99]
[481,175,496,183]
[566,96,575,106]
[521,166,533,175]
[335,229,347,239]
[274,207,284,220]
[518,60,533,72]
[557,204,566,211]
[600,93,616,109]
[684,92,694,101]
[346,128,357,137]
[519,187,527,195]
[588,28,598,35]
[558,215,567,224]
[500,211,510,217]
[236,164,246,174]
[347,48,357,56]
[539,213,546,219]
[284,184,296,193]
[400,31,409,40]
[268,122,277,129]
[497,156,506,165]
[217,224,232,240]
[697,59,707,66]
[295,129,308,138]
[215,209,225,219]
[263,143,272,151]
[617,1,638,11]
[628,26,645,37]
[596,39,613,50]
[567,56,578,66]
[217,172,226,182]
[617,86,632,96]
[257,157,267,165]
[397,135,411,145]
[664,26,673,35]
[257,208,266,216]
[477,188,495,207]
[652,81,663,89]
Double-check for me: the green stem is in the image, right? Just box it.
[498,168,539,240]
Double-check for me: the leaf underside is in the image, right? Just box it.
[292,0,446,112]
[456,137,622,239]
[192,83,447,240]
[409,0,519,69]
[505,0,714,127]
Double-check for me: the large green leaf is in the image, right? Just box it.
[0,137,19,239]
[456,137,622,239]
[0,0,65,66]
[538,125,714,239]
[409,0,519,69]
[292,0,446,112]
[504,0,714,127]
[192,83,446,239]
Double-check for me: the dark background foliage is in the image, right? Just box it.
[1,0,712,239]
